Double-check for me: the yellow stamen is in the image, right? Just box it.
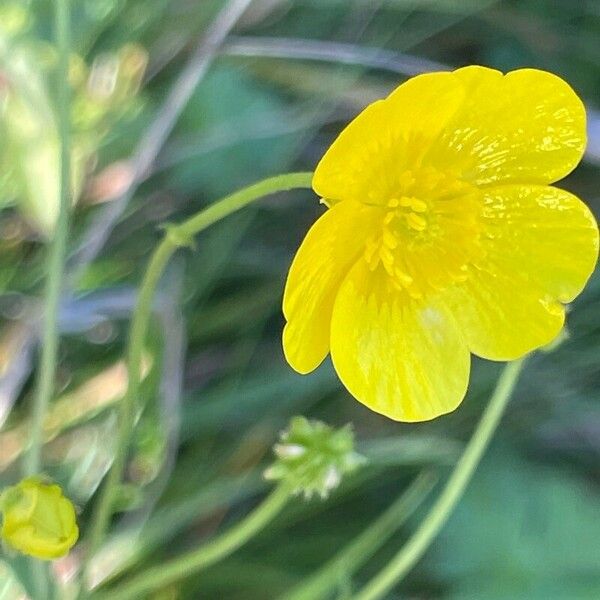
[383,228,398,249]
[405,212,427,231]
[409,198,428,213]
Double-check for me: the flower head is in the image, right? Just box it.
[0,478,79,560]
[283,66,598,422]
[264,417,364,499]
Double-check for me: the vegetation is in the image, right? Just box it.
[0,0,598,598]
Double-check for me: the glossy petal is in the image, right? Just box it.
[313,72,465,205]
[445,268,565,362]
[426,66,586,185]
[330,259,470,421]
[479,184,599,303]
[283,201,381,373]
[444,184,598,361]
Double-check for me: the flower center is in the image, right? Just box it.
[364,168,482,298]
[388,196,429,231]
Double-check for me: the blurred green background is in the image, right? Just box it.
[0,0,599,598]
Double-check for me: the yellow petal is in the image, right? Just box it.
[330,259,470,422]
[283,201,381,374]
[445,269,565,362]
[479,185,599,303]
[446,183,598,361]
[313,71,465,205]
[426,66,586,185]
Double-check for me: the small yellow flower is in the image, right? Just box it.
[0,478,79,560]
[283,66,599,422]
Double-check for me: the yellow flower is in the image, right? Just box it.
[0,478,79,560]
[283,66,599,422]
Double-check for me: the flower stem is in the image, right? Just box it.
[93,484,291,600]
[23,2,71,598]
[85,172,313,575]
[283,471,438,600]
[24,0,72,477]
[352,358,526,600]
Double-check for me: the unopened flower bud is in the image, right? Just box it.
[0,478,78,560]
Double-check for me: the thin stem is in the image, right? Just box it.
[222,36,448,76]
[23,2,71,598]
[84,238,176,564]
[353,358,526,600]
[94,485,291,600]
[283,471,438,600]
[24,0,72,475]
[85,172,313,574]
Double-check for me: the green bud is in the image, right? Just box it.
[264,417,365,500]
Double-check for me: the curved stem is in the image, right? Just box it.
[283,471,438,600]
[24,0,72,476]
[353,358,526,600]
[94,484,291,600]
[85,172,313,572]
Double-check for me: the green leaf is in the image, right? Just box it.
[431,448,600,599]
[167,65,300,197]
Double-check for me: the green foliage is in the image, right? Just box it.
[0,0,598,598]
[432,448,600,599]
[0,560,27,600]
[0,3,145,235]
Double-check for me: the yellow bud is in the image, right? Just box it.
[0,478,78,560]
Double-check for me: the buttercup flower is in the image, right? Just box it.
[283,66,598,422]
[0,478,79,559]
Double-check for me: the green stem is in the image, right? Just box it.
[24,0,72,476]
[85,172,313,573]
[283,471,438,600]
[23,2,71,598]
[94,484,291,600]
[353,358,526,600]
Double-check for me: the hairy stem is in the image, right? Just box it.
[84,172,313,579]
[23,1,72,598]
[283,471,438,600]
[24,0,72,476]
[94,485,291,600]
